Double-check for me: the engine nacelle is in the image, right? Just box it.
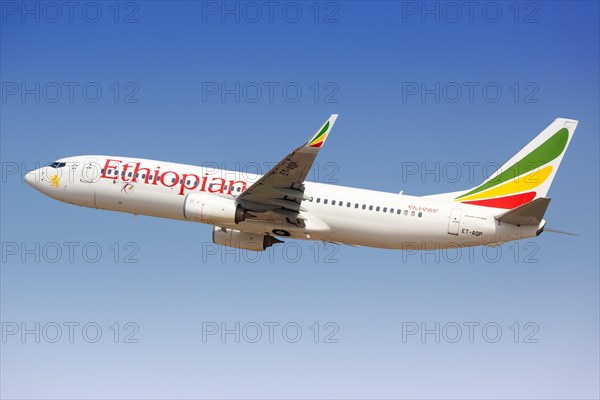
[212,227,283,251]
[183,193,245,225]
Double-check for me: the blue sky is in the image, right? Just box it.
[1,1,599,398]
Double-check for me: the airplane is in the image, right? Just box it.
[25,115,577,251]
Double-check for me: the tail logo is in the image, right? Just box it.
[455,128,569,208]
[308,121,330,148]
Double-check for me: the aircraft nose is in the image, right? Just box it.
[25,170,36,187]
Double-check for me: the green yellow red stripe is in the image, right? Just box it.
[457,165,552,202]
[462,192,537,209]
[456,128,568,200]
[454,127,568,208]
[308,121,330,148]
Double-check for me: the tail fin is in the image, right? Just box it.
[427,118,578,209]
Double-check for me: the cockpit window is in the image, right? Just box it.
[48,162,66,168]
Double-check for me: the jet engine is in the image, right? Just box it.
[183,193,250,224]
[212,226,283,251]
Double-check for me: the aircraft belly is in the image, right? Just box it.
[316,213,487,250]
[94,185,186,220]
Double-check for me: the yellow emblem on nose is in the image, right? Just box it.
[49,174,60,188]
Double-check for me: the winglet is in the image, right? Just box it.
[306,114,338,148]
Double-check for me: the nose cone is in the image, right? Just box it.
[25,168,59,197]
[25,171,36,187]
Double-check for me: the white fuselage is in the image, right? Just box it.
[25,156,543,250]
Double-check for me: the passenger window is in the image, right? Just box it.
[209,183,213,189]
[404,210,408,216]
[324,199,328,204]
[355,203,359,208]
[369,205,373,211]
[339,202,343,207]
[237,187,241,192]
[362,204,366,210]
[316,198,321,203]
[376,206,380,212]
[114,170,119,175]
[101,168,105,173]
[397,209,401,214]
[332,200,336,205]
[346,202,351,207]
[390,208,394,213]
[149,175,153,180]
[187,180,191,185]
[128,172,133,177]
[171,178,176,183]
[142,174,146,179]
[418,212,422,217]
[383,207,387,212]
[411,211,415,216]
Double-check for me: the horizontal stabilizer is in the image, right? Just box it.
[495,197,551,226]
[544,227,578,236]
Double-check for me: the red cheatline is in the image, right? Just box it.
[461,192,536,209]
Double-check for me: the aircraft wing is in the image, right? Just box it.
[236,115,338,226]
